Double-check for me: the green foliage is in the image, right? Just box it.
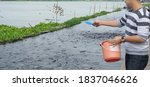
[64,11,109,27]
[64,17,82,27]
[112,8,122,12]
[144,4,150,7]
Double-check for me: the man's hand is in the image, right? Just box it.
[107,36,122,45]
[93,20,119,27]
[93,20,103,27]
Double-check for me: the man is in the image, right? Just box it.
[93,0,150,70]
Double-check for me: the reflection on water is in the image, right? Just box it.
[0,1,125,27]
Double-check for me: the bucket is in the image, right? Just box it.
[100,41,121,62]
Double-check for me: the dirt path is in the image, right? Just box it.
[0,11,126,70]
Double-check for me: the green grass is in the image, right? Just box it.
[64,11,109,27]
[0,8,121,44]
[144,3,150,7]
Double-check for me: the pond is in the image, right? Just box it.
[0,1,125,27]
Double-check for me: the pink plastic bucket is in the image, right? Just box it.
[100,41,121,62]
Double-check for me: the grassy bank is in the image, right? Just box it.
[0,8,121,44]
[144,3,150,7]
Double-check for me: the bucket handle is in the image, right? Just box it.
[99,41,118,52]
[99,42,108,50]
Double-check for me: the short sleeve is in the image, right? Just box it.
[137,18,150,40]
[117,14,127,27]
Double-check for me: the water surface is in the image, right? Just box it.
[0,11,126,70]
[0,1,125,27]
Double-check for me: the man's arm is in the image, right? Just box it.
[93,20,119,27]
[126,17,150,43]
[107,35,145,45]
[93,14,127,27]
[107,28,149,45]
[124,35,145,43]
